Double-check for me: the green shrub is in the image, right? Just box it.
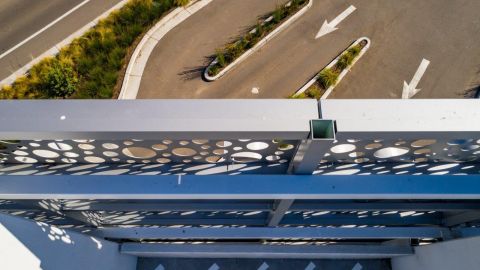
[304,84,322,99]
[336,52,354,70]
[1,0,178,99]
[318,68,339,89]
[40,59,79,98]
[208,65,220,77]
[347,44,361,57]
[216,50,226,67]
[272,6,286,23]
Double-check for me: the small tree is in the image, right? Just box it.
[41,60,79,98]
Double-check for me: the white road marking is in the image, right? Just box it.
[402,58,430,99]
[258,262,269,270]
[305,262,316,270]
[352,262,363,270]
[208,263,220,270]
[251,87,260,94]
[154,264,165,270]
[316,5,356,39]
[0,0,92,60]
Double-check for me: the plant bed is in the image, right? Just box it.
[0,0,190,99]
[204,0,311,81]
[290,37,371,100]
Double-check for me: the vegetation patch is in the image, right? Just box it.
[206,0,308,78]
[290,39,367,100]
[0,0,189,99]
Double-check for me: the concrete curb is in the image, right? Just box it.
[292,37,371,99]
[118,0,212,99]
[203,0,313,82]
[0,0,130,87]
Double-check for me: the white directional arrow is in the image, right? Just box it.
[208,263,220,270]
[258,262,269,270]
[352,262,363,270]
[402,58,430,99]
[316,5,356,39]
[305,262,316,270]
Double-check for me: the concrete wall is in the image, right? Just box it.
[0,213,137,270]
[392,236,480,270]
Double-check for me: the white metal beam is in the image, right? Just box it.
[120,243,413,259]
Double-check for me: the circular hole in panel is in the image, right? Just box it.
[354,158,370,163]
[103,151,118,157]
[172,148,197,157]
[414,149,431,155]
[123,141,134,146]
[123,147,156,159]
[102,143,119,150]
[162,140,173,145]
[365,143,382,150]
[348,152,364,158]
[216,141,232,148]
[374,147,409,159]
[78,144,95,150]
[15,156,37,163]
[84,151,94,155]
[213,149,228,155]
[156,158,171,164]
[247,142,269,151]
[266,155,280,161]
[231,152,262,163]
[85,156,106,163]
[179,141,190,146]
[411,139,437,148]
[29,143,40,147]
[331,144,356,154]
[163,153,172,157]
[13,150,28,156]
[64,152,79,158]
[33,150,60,158]
[193,140,208,145]
[48,142,73,151]
[152,144,168,151]
[61,158,77,163]
[205,156,221,163]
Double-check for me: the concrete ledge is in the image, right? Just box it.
[203,0,313,82]
[119,0,212,99]
[293,37,371,99]
[0,0,130,87]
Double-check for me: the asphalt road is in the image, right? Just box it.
[0,0,123,82]
[138,0,480,99]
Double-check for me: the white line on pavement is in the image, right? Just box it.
[0,0,91,60]
[305,262,316,270]
[402,58,430,99]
